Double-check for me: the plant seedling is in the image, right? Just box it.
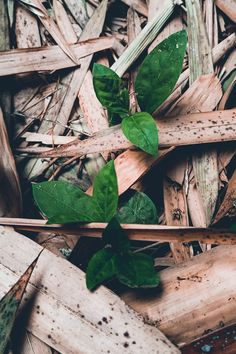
[93,30,187,156]
[33,161,158,290]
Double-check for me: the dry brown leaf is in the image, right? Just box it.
[20,0,79,63]
[18,109,236,157]
[0,108,22,217]
[0,36,115,76]
[53,0,78,45]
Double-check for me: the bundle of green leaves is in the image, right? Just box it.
[93,30,187,156]
[33,161,159,289]
[33,30,187,290]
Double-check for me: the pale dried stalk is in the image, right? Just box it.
[111,0,175,76]
[0,218,236,245]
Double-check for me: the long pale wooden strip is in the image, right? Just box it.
[0,226,179,354]
[0,37,115,76]
[0,218,235,244]
[122,245,236,344]
[19,109,236,157]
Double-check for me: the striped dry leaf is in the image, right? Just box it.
[186,0,221,227]
[0,36,115,76]
[18,109,236,157]
[0,107,22,217]
[18,0,79,63]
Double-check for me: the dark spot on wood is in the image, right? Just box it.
[123,331,130,338]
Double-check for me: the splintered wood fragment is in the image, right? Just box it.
[213,169,236,223]
[0,218,236,245]
[121,0,148,17]
[215,0,236,23]
[19,109,236,157]
[0,37,115,76]
[122,245,236,344]
[0,227,180,354]
[23,132,76,145]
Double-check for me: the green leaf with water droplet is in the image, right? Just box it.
[135,30,187,113]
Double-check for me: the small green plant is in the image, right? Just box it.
[33,31,187,290]
[93,30,187,156]
[33,161,159,289]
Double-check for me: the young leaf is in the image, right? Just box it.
[117,192,158,224]
[102,217,130,252]
[0,254,40,353]
[115,252,160,288]
[33,181,93,224]
[86,248,116,290]
[93,63,129,115]
[93,160,118,222]
[135,30,187,113]
[121,112,158,156]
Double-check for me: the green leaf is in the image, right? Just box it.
[93,160,118,222]
[93,63,129,115]
[0,254,40,353]
[121,112,158,156]
[86,248,116,290]
[117,192,158,224]
[115,252,160,288]
[33,181,93,224]
[102,217,130,252]
[135,30,187,113]
[33,160,119,224]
